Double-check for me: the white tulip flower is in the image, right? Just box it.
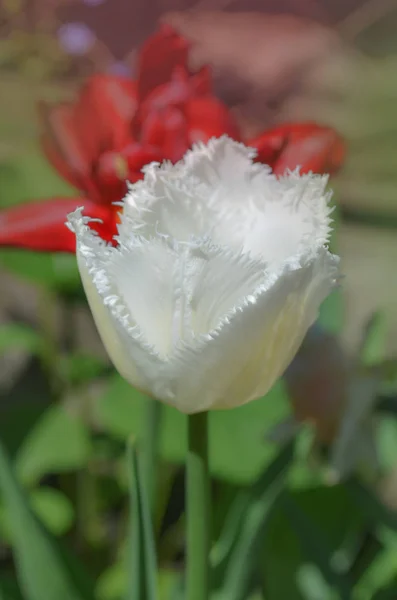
[67,136,340,413]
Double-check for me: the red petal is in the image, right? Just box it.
[41,135,82,191]
[123,144,164,173]
[39,103,98,198]
[191,65,212,95]
[248,123,345,175]
[0,198,113,253]
[75,75,138,156]
[184,97,241,143]
[137,24,190,101]
[140,107,189,162]
[94,144,164,203]
[134,64,211,137]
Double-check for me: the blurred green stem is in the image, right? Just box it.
[186,411,210,600]
[142,398,162,518]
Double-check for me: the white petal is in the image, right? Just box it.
[67,209,164,396]
[119,137,333,266]
[165,248,339,413]
[189,246,267,335]
[67,136,340,414]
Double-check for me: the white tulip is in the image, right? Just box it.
[67,136,339,413]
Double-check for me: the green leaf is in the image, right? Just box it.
[353,545,397,600]
[373,582,397,600]
[0,486,74,539]
[261,484,365,600]
[296,564,339,600]
[0,439,94,600]
[281,493,353,600]
[261,504,305,600]
[126,440,158,600]
[0,250,80,291]
[58,353,109,386]
[29,487,75,535]
[0,324,42,355]
[15,403,91,485]
[0,358,52,457]
[216,441,294,600]
[96,560,126,600]
[0,152,75,210]
[359,312,388,367]
[0,576,23,600]
[96,374,289,485]
[345,478,397,532]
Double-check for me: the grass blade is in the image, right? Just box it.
[126,439,157,600]
[0,439,93,600]
[217,441,294,600]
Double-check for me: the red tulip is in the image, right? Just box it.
[0,26,345,254]
[248,122,346,176]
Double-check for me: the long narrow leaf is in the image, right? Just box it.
[126,439,158,600]
[0,439,93,600]
[217,441,294,600]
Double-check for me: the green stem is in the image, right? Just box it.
[142,397,162,518]
[186,411,210,600]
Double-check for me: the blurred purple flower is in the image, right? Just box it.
[107,61,132,78]
[58,23,96,55]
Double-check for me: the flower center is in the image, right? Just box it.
[114,155,128,180]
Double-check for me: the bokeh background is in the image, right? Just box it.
[1,1,397,599]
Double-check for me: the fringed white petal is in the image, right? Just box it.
[67,208,165,397]
[119,136,333,266]
[164,248,339,413]
[67,136,341,413]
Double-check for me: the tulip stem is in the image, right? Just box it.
[186,411,210,600]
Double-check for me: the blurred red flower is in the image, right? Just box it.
[0,25,345,254]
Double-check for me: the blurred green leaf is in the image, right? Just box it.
[261,485,365,600]
[0,250,80,291]
[281,493,353,600]
[0,486,74,539]
[0,577,23,600]
[353,545,397,600]
[261,503,305,600]
[345,479,397,532]
[126,440,158,600]
[376,417,397,471]
[0,324,42,355]
[359,312,388,367]
[15,402,91,485]
[216,441,294,600]
[0,358,52,457]
[317,289,343,334]
[0,439,94,600]
[96,375,289,485]
[29,487,75,535]
[58,353,109,386]
[296,564,339,600]
[0,153,75,210]
[96,560,125,600]
[373,581,397,600]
